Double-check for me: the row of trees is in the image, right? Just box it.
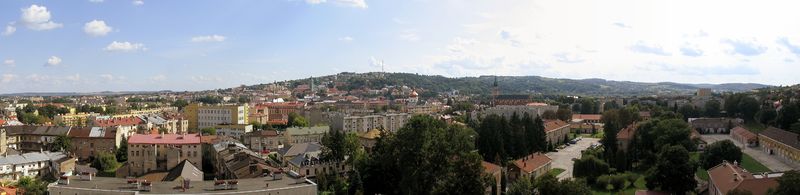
[475,113,548,164]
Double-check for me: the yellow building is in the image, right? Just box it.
[759,127,800,165]
[53,113,96,127]
[184,103,248,131]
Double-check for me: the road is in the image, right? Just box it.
[701,134,799,171]
[546,137,600,179]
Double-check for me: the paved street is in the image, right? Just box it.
[546,138,600,179]
[701,134,799,171]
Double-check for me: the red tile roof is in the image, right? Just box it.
[128,133,201,145]
[95,116,143,127]
[544,120,569,133]
[708,161,778,195]
[482,161,501,175]
[572,114,602,121]
[616,123,638,140]
[512,153,552,173]
[732,126,757,141]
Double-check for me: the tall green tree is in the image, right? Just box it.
[288,112,309,127]
[701,140,743,169]
[50,135,72,152]
[770,170,800,195]
[116,136,128,162]
[704,99,722,117]
[361,115,484,194]
[573,154,610,184]
[477,114,509,161]
[645,145,697,194]
[556,108,573,121]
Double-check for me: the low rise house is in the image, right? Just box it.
[544,120,570,145]
[689,118,742,134]
[5,126,71,152]
[707,161,780,195]
[357,129,381,153]
[0,151,75,181]
[119,133,202,177]
[68,127,118,162]
[211,141,275,179]
[49,174,317,195]
[572,114,602,124]
[616,123,639,152]
[508,153,552,182]
[243,130,284,154]
[482,161,502,195]
[285,126,329,145]
[281,142,350,178]
[94,116,143,138]
[759,127,800,165]
[214,124,253,139]
[731,126,758,147]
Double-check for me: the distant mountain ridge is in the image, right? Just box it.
[1,72,772,97]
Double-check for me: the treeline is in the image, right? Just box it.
[474,113,549,164]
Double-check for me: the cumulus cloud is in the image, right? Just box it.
[84,20,113,36]
[1,74,16,83]
[3,59,14,66]
[20,5,63,31]
[151,74,166,81]
[65,74,81,82]
[777,37,800,56]
[2,24,15,36]
[104,41,146,52]
[629,41,671,56]
[99,74,114,81]
[447,37,477,53]
[304,0,367,9]
[191,35,226,42]
[499,30,522,47]
[46,56,62,66]
[132,0,144,6]
[26,74,50,83]
[721,38,767,56]
[190,75,222,83]
[680,44,704,57]
[338,36,354,42]
[399,30,419,41]
[89,0,105,3]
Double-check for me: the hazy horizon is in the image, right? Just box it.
[3,0,800,93]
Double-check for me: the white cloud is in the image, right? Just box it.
[338,36,354,42]
[20,5,63,31]
[65,74,81,82]
[1,74,16,83]
[132,0,144,6]
[190,75,222,83]
[84,20,113,36]
[46,56,62,66]
[100,74,114,81]
[191,35,226,42]
[104,41,146,52]
[2,25,15,36]
[3,59,14,66]
[151,74,166,81]
[89,0,105,3]
[399,30,420,41]
[26,74,50,83]
[303,0,367,9]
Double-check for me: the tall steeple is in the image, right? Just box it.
[492,76,500,106]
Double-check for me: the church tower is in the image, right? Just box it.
[492,76,499,105]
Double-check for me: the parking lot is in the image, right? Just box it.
[546,137,600,179]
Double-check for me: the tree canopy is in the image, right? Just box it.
[645,145,697,194]
[359,115,484,194]
[701,140,743,169]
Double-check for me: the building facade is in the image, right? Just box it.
[68,127,118,162]
[759,127,800,165]
[330,113,410,133]
[124,133,202,177]
[184,103,249,131]
[508,153,552,182]
[214,124,253,139]
[285,126,329,145]
[544,120,570,145]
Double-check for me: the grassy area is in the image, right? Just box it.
[591,176,647,195]
[548,168,565,176]
[690,152,709,181]
[743,121,767,133]
[741,153,771,173]
[579,132,604,139]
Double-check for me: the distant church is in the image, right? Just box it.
[491,76,533,106]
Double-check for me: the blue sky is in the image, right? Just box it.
[1,0,800,93]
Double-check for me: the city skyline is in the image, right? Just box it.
[2,0,800,93]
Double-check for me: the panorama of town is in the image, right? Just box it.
[0,72,798,195]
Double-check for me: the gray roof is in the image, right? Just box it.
[162,159,203,181]
[761,127,800,149]
[4,125,71,136]
[278,142,322,157]
[0,151,67,165]
[138,114,167,125]
[286,126,329,136]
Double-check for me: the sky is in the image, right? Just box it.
[1,0,800,93]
